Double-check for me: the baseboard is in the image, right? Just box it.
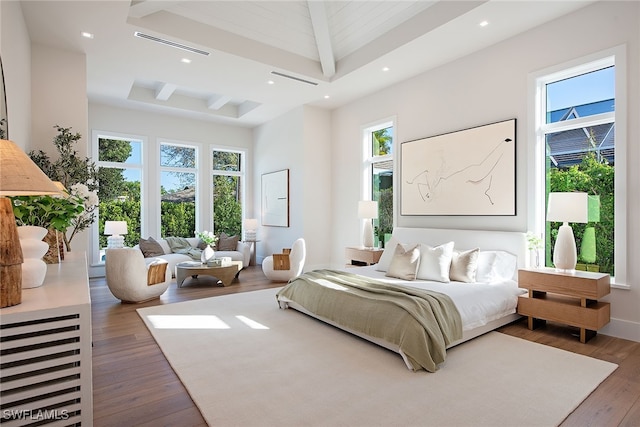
[600,317,640,343]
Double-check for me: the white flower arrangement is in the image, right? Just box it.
[196,230,218,246]
[526,232,543,251]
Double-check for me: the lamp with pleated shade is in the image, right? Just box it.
[0,139,60,307]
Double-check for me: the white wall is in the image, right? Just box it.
[330,1,639,341]
[1,0,32,147]
[253,105,332,271]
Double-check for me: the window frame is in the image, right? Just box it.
[208,145,247,234]
[362,117,396,242]
[529,46,628,288]
[91,130,146,266]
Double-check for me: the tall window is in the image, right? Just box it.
[535,53,624,281]
[160,142,197,238]
[212,149,244,237]
[95,133,143,262]
[364,120,394,246]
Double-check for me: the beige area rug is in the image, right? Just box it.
[138,288,617,427]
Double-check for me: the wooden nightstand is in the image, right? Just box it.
[345,247,383,266]
[517,267,610,343]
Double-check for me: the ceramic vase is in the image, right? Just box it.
[17,226,48,288]
[201,245,215,263]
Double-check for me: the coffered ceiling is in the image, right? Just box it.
[20,1,593,127]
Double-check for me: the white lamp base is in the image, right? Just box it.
[553,222,577,270]
[362,220,374,248]
[107,235,125,249]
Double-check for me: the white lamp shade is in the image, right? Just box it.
[358,200,378,219]
[104,221,128,235]
[244,218,258,231]
[547,192,588,223]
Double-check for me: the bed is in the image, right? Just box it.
[276,227,528,372]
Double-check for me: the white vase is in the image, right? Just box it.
[201,245,215,263]
[17,226,49,288]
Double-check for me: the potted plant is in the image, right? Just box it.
[526,232,543,268]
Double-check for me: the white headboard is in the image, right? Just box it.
[389,227,528,270]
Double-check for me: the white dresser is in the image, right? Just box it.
[0,252,93,426]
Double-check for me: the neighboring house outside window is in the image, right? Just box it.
[363,119,394,247]
[533,48,626,286]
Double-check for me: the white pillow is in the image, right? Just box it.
[416,242,454,282]
[449,248,480,283]
[476,250,518,283]
[385,244,421,281]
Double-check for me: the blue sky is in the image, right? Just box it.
[547,66,614,111]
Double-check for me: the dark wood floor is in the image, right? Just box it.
[91,266,640,426]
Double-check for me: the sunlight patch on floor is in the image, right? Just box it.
[147,315,230,329]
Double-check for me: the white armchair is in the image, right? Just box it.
[105,248,171,303]
[262,238,306,282]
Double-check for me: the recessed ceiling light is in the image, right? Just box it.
[181,58,191,64]
[81,31,94,39]
[479,20,489,27]
[324,95,330,99]
[267,80,275,85]
[382,67,390,72]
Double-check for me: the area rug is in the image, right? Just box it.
[137,288,617,427]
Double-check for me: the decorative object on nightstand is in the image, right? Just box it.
[358,200,378,248]
[0,139,60,308]
[104,220,128,249]
[345,246,384,267]
[517,267,610,343]
[546,192,588,270]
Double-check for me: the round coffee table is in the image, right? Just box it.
[176,261,243,287]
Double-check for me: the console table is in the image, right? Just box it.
[517,267,610,343]
[0,252,93,425]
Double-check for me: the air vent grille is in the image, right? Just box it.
[134,31,210,56]
[270,71,318,86]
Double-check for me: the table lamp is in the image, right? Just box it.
[358,200,378,248]
[104,221,128,249]
[0,139,60,307]
[244,218,258,241]
[546,192,588,270]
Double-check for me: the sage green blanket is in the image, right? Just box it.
[276,269,462,372]
[165,237,202,260]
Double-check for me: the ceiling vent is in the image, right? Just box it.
[134,31,210,56]
[270,71,318,86]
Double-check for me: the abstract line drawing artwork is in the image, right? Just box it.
[401,119,516,216]
[262,169,290,227]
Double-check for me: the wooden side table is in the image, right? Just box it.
[517,267,610,343]
[345,247,383,266]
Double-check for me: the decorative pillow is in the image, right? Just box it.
[376,237,417,272]
[475,250,518,283]
[385,244,421,280]
[416,241,455,282]
[449,248,480,283]
[217,232,239,251]
[139,237,165,258]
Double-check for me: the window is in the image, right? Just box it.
[363,120,394,246]
[534,49,626,285]
[160,142,197,238]
[95,133,144,262]
[211,149,244,237]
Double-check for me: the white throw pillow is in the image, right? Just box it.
[385,244,421,281]
[416,242,454,282]
[449,248,480,283]
[475,250,518,283]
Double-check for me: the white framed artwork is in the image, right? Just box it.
[261,169,289,227]
[401,119,516,216]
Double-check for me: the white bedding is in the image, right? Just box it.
[346,265,525,331]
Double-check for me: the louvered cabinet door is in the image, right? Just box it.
[0,252,93,426]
